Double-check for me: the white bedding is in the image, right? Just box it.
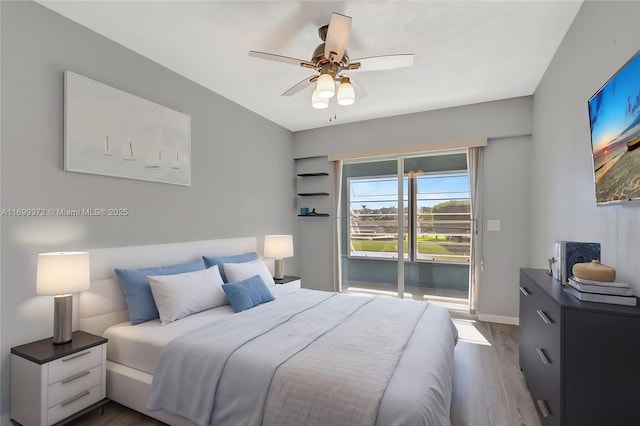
[104,286,457,426]
[104,285,296,374]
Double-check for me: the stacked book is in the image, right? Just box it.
[566,276,637,306]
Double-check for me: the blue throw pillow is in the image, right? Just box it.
[222,275,275,313]
[115,259,206,325]
[202,252,259,282]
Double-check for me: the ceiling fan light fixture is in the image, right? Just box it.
[312,89,329,109]
[337,77,355,106]
[316,72,335,98]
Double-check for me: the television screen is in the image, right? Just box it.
[588,50,640,205]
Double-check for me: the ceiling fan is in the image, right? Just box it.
[248,12,414,109]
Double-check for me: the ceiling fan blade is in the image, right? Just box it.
[324,13,352,63]
[350,77,368,99]
[248,51,315,69]
[281,75,318,97]
[348,54,414,72]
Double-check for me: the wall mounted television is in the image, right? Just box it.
[588,50,640,205]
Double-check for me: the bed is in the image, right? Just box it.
[78,237,458,426]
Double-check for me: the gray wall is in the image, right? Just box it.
[479,136,531,320]
[531,1,640,293]
[295,156,335,291]
[293,97,533,321]
[295,96,532,159]
[0,1,295,418]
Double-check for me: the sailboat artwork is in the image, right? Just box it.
[122,140,135,161]
[171,151,181,169]
[145,123,165,168]
[145,148,162,168]
[64,71,191,186]
[103,131,112,156]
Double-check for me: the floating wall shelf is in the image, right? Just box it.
[297,173,329,177]
[297,192,329,197]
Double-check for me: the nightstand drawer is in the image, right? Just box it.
[11,331,107,426]
[274,276,301,289]
[48,365,101,408]
[48,345,102,384]
[48,384,102,425]
[280,279,301,289]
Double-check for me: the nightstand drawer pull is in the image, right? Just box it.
[536,399,550,418]
[49,345,102,384]
[519,286,530,296]
[536,348,550,365]
[62,370,91,384]
[61,390,90,407]
[536,309,552,324]
[62,351,90,362]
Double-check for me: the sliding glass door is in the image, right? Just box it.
[340,152,471,311]
[342,158,404,297]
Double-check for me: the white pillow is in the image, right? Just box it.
[148,265,227,324]
[223,259,275,287]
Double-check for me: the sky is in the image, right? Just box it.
[589,53,640,154]
[349,173,470,210]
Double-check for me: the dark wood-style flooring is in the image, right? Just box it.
[68,321,541,426]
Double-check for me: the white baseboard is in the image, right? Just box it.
[477,313,519,325]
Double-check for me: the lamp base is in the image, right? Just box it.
[274,258,285,280]
[53,294,73,345]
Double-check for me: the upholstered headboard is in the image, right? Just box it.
[78,237,259,336]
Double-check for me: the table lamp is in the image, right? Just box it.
[264,235,294,280]
[36,252,90,344]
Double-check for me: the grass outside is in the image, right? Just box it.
[351,236,469,260]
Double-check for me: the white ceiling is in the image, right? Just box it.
[38,1,582,132]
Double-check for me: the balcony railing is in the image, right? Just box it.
[349,211,471,263]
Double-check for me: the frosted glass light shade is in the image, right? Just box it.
[316,73,335,98]
[264,235,294,259]
[312,90,329,109]
[36,252,90,295]
[337,78,355,106]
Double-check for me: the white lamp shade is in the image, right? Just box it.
[337,79,355,105]
[312,89,329,109]
[316,73,335,98]
[36,252,90,295]
[264,235,294,259]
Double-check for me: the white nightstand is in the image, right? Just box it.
[11,330,108,426]
[274,275,301,289]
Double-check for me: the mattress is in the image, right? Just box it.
[106,286,457,425]
[104,285,296,374]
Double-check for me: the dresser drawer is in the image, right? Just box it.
[520,328,561,426]
[48,365,101,408]
[48,345,103,384]
[531,376,561,426]
[520,278,561,334]
[520,280,561,387]
[47,384,102,425]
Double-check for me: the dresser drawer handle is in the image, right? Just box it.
[536,309,552,324]
[62,351,90,362]
[536,348,550,365]
[61,390,91,407]
[519,286,530,296]
[62,370,91,384]
[536,399,550,418]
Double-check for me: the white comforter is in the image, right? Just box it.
[147,289,457,426]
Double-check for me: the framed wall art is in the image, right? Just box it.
[64,71,191,186]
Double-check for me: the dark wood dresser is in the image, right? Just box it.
[519,268,640,426]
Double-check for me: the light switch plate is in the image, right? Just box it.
[487,219,501,232]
